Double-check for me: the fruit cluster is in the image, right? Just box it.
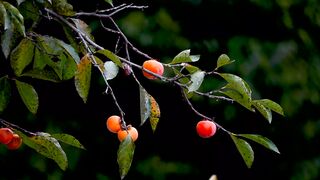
[106,115,138,142]
[0,128,23,150]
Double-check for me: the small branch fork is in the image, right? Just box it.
[43,5,232,133]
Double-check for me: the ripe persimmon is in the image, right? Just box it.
[117,126,138,142]
[142,60,164,80]
[196,120,217,138]
[0,128,14,144]
[106,115,122,133]
[6,134,22,150]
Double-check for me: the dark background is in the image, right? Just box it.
[1,0,320,179]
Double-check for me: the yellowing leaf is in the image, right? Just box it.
[15,80,38,114]
[117,135,135,179]
[149,96,160,132]
[75,54,92,103]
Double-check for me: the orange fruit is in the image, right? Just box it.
[142,60,164,80]
[6,134,22,150]
[106,115,122,133]
[196,120,217,138]
[117,126,138,142]
[0,128,14,144]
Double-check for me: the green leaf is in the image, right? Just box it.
[170,49,200,64]
[3,2,23,24]
[215,54,235,70]
[33,47,51,70]
[220,89,252,110]
[15,80,39,114]
[104,0,113,6]
[74,54,92,103]
[56,53,77,80]
[16,0,26,5]
[57,39,80,64]
[219,73,253,111]
[0,3,10,30]
[52,0,75,16]
[188,71,205,92]
[31,132,68,170]
[139,86,151,126]
[0,1,26,59]
[10,38,34,76]
[51,133,86,150]
[149,95,160,132]
[14,130,68,171]
[103,61,119,80]
[185,64,200,74]
[95,49,122,67]
[219,73,252,97]
[238,134,280,154]
[36,36,77,80]
[117,135,135,180]
[0,76,11,113]
[3,1,25,36]
[252,100,272,123]
[18,0,40,23]
[22,69,61,83]
[1,21,16,58]
[231,134,254,168]
[255,99,284,116]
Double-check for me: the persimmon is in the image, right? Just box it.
[196,120,217,138]
[142,59,164,79]
[117,126,138,142]
[106,115,122,133]
[0,128,14,144]
[6,134,22,150]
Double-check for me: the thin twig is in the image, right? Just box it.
[75,4,148,18]
[0,119,36,136]
[181,90,230,134]
[108,17,153,60]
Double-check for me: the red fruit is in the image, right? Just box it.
[0,128,14,144]
[196,120,217,138]
[6,134,22,150]
[142,60,164,80]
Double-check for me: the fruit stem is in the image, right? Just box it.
[181,89,231,134]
